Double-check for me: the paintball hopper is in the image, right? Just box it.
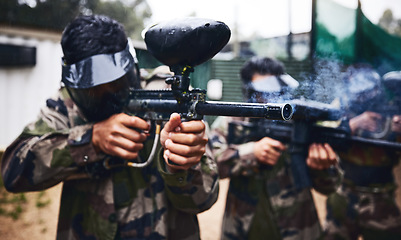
[144,17,231,69]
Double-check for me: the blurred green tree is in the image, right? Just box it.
[0,0,152,40]
[378,9,401,37]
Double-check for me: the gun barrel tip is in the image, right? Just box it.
[282,104,293,121]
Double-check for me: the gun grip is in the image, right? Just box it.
[290,154,312,190]
[167,159,182,166]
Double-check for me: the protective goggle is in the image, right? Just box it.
[61,39,138,89]
[250,74,299,93]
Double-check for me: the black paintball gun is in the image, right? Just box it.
[122,18,293,167]
[360,72,401,139]
[227,98,401,190]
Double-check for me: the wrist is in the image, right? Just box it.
[91,123,100,152]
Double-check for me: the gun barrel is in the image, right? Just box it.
[196,101,293,120]
[127,98,292,121]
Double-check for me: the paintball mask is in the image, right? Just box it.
[342,67,382,115]
[61,41,140,122]
[382,71,401,103]
[244,74,299,103]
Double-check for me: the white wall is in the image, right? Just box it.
[0,28,62,149]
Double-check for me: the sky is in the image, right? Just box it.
[145,0,401,39]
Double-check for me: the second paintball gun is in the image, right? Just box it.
[227,98,401,189]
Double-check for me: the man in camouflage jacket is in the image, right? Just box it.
[324,69,401,240]
[209,57,340,240]
[1,15,218,240]
[210,116,340,240]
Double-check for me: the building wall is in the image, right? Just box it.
[0,26,62,148]
[250,32,311,61]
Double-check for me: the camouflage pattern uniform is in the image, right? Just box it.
[1,88,219,240]
[324,119,401,240]
[209,116,340,240]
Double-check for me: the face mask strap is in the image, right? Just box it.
[127,38,141,88]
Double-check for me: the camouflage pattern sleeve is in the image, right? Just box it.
[1,89,102,193]
[157,131,220,214]
[209,116,260,179]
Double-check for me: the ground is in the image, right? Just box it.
[0,184,61,240]
[0,162,400,240]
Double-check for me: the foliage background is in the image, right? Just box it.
[0,0,152,40]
